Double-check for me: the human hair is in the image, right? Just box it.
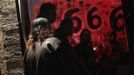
[55,18,73,38]
[80,29,91,42]
[38,2,56,16]
[37,2,56,24]
[27,18,54,49]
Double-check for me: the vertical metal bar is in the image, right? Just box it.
[15,0,30,56]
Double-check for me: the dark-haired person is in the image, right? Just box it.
[54,18,83,75]
[37,2,56,24]
[24,18,64,75]
[75,29,96,75]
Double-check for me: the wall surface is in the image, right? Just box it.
[0,0,24,75]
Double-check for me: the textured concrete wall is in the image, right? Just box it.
[0,0,24,75]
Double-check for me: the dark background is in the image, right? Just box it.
[122,0,134,74]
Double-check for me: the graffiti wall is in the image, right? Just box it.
[27,0,128,53]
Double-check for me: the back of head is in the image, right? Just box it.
[55,18,73,38]
[32,17,49,31]
[27,17,54,49]
[80,29,91,43]
[31,17,49,37]
[37,2,56,24]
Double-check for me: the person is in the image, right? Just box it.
[24,2,68,75]
[105,31,128,75]
[24,17,64,75]
[75,29,96,75]
[24,3,83,75]
[37,2,56,24]
[54,18,83,75]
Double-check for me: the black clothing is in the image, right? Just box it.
[75,42,96,75]
[24,37,83,75]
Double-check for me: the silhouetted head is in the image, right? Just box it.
[37,2,56,24]
[80,29,91,44]
[55,18,73,38]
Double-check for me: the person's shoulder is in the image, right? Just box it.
[43,37,61,47]
[42,37,61,53]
